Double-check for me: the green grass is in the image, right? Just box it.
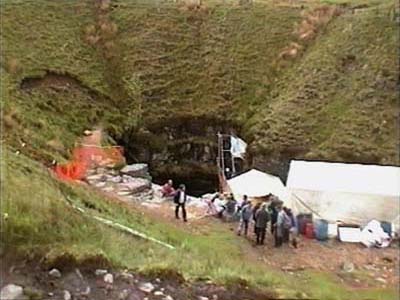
[2,148,398,300]
[1,0,399,299]
[247,2,399,164]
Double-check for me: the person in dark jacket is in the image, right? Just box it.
[174,184,187,222]
[237,201,253,236]
[255,203,270,245]
[252,202,262,235]
[268,202,278,234]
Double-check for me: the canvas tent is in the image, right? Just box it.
[227,169,290,202]
[287,160,400,228]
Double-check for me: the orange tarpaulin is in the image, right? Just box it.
[54,145,124,181]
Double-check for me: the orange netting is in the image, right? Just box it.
[54,145,124,181]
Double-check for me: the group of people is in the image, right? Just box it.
[209,192,298,247]
[161,179,297,247]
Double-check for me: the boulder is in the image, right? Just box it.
[119,178,151,194]
[49,268,62,278]
[138,282,155,293]
[341,262,354,273]
[120,164,149,178]
[63,290,72,300]
[119,289,130,300]
[104,273,114,284]
[0,284,23,300]
[96,269,108,277]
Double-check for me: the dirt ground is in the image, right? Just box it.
[0,255,276,300]
[138,201,400,290]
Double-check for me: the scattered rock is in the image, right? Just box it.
[83,130,93,136]
[49,268,62,278]
[281,265,304,272]
[120,164,149,178]
[138,282,155,293]
[95,269,108,276]
[95,181,106,188]
[341,262,354,273]
[382,256,393,263]
[108,175,122,183]
[104,273,114,284]
[63,290,72,300]
[162,296,174,300]
[119,271,134,282]
[0,284,24,300]
[198,297,209,300]
[119,289,130,300]
[75,268,84,280]
[102,186,115,192]
[81,286,91,296]
[376,277,387,284]
[154,290,164,296]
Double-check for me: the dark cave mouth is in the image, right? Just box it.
[114,116,244,197]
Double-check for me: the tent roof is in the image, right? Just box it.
[287,160,400,197]
[227,169,289,200]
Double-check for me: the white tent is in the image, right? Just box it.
[287,160,400,227]
[227,169,291,202]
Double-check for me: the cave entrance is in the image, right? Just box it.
[114,116,243,197]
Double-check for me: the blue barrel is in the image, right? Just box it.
[380,221,392,237]
[314,219,329,241]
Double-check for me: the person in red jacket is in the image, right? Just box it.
[161,179,175,199]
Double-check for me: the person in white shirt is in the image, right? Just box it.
[174,184,187,222]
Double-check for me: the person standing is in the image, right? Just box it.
[237,201,253,236]
[174,184,187,222]
[275,205,285,247]
[282,207,292,244]
[285,207,298,248]
[252,202,261,235]
[268,199,279,235]
[255,203,270,245]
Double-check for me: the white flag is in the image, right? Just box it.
[230,136,247,159]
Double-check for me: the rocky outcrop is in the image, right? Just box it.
[85,164,158,205]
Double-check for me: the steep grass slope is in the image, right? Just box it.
[247,3,399,172]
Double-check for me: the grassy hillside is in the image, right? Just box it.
[247,2,399,170]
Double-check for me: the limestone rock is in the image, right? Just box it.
[49,268,62,278]
[95,269,108,276]
[341,262,354,273]
[119,289,130,300]
[120,164,149,178]
[63,290,72,300]
[104,273,114,284]
[138,282,155,293]
[0,284,23,300]
[120,178,151,194]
